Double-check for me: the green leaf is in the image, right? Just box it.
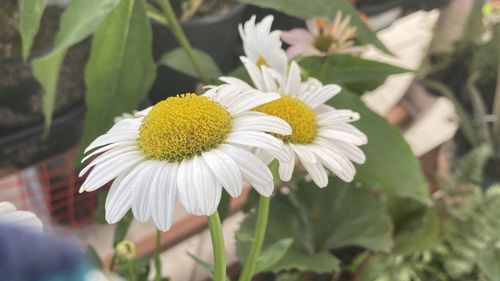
[18,0,48,61]
[79,0,156,160]
[113,211,134,247]
[270,249,340,273]
[393,209,440,255]
[299,55,411,94]
[478,250,500,281]
[33,0,121,132]
[86,245,103,269]
[330,90,430,203]
[32,49,67,136]
[237,0,392,54]
[255,238,294,273]
[237,178,392,273]
[188,253,215,276]
[159,48,221,81]
[51,0,122,53]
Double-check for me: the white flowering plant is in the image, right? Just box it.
[17,0,432,280]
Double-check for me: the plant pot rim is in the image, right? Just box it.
[0,103,85,147]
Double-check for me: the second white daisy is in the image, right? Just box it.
[220,58,367,187]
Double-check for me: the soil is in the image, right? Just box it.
[0,0,88,137]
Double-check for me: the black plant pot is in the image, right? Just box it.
[149,3,247,103]
[0,103,86,168]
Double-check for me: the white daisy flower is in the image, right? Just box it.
[0,201,43,232]
[79,91,292,231]
[220,58,367,187]
[239,15,288,76]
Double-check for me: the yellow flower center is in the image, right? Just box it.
[255,96,317,144]
[139,94,232,162]
[314,35,335,52]
[256,56,268,68]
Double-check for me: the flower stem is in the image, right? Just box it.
[154,230,162,281]
[126,259,137,281]
[238,196,271,281]
[207,212,227,281]
[158,0,211,84]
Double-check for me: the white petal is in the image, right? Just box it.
[79,144,138,176]
[303,84,342,108]
[107,118,142,135]
[218,76,254,90]
[331,141,366,164]
[81,141,136,163]
[225,90,281,116]
[85,132,138,153]
[227,131,292,163]
[310,144,354,182]
[80,151,144,192]
[240,56,266,91]
[150,162,178,231]
[105,165,142,224]
[303,160,329,188]
[290,143,317,164]
[202,149,242,198]
[131,162,158,222]
[177,157,222,216]
[219,144,274,196]
[0,202,16,215]
[285,61,302,95]
[318,127,367,146]
[316,108,360,126]
[232,111,292,135]
[279,145,295,181]
[254,148,274,165]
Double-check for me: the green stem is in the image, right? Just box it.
[126,259,137,281]
[154,230,162,281]
[108,254,117,271]
[158,0,211,84]
[238,196,271,281]
[207,212,227,281]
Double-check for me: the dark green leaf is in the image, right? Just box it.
[255,238,294,272]
[237,0,392,54]
[217,192,231,221]
[330,90,430,203]
[33,0,121,132]
[393,209,440,255]
[18,0,48,61]
[237,179,392,273]
[270,249,340,273]
[86,245,103,269]
[113,212,134,247]
[299,54,411,94]
[159,48,221,81]
[79,0,156,160]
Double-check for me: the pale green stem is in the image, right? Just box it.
[158,0,210,84]
[154,230,162,281]
[466,72,492,145]
[207,212,227,281]
[126,259,137,281]
[238,196,271,281]
[493,59,500,153]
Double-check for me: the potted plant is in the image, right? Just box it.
[148,0,247,102]
[0,0,87,168]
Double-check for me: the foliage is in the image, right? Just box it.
[299,55,411,95]
[237,177,393,274]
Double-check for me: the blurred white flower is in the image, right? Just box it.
[0,201,43,232]
[220,58,367,187]
[281,12,363,59]
[239,15,288,75]
[79,92,291,231]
